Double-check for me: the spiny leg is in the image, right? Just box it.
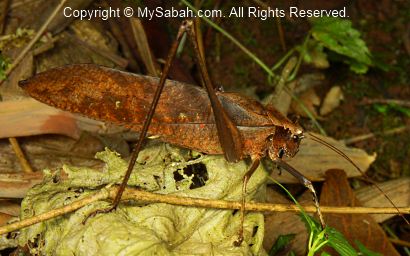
[84,21,193,219]
[233,157,261,247]
[275,159,326,230]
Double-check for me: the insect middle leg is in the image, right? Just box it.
[234,157,261,246]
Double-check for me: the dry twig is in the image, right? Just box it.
[1,186,409,236]
[361,98,410,108]
[389,238,410,248]
[343,125,409,145]
[8,138,33,173]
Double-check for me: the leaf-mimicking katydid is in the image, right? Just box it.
[18,20,404,246]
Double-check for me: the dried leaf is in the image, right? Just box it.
[320,86,344,116]
[0,212,12,226]
[356,177,410,222]
[0,200,20,216]
[70,20,119,53]
[0,99,128,140]
[320,169,400,255]
[0,99,80,139]
[293,73,325,95]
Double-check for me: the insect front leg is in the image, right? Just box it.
[275,159,326,230]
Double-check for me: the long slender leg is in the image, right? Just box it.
[184,21,244,163]
[90,21,192,215]
[275,159,326,229]
[233,157,261,247]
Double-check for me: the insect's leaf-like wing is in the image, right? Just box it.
[209,92,243,162]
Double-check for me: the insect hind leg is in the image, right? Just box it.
[82,20,194,221]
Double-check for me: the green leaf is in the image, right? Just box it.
[373,104,389,115]
[310,17,372,74]
[390,104,410,117]
[268,234,296,256]
[355,240,383,256]
[321,252,332,256]
[326,227,358,256]
[373,103,410,117]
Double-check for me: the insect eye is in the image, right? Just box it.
[278,148,285,158]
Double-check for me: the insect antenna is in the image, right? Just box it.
[307,132,409,225]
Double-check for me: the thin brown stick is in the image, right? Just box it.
[0,0,67,85]
[343,125,409,145]
[0,187,109,235]
[8,137,33,173]
[1,186,409,236]
[389,238,410,247]
[275,16,286,52]
[361,98,410,107]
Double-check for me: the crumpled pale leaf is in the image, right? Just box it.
[14,144,268,255]
[320,86,344,116]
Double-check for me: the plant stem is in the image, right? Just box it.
[289,32,311,81]
[271,48,296,72]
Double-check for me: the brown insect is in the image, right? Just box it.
[17,20,402,245]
